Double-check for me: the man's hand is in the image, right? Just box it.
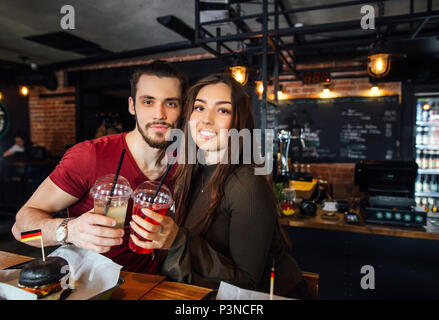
[129,208,179,251]
[67,209,124,253]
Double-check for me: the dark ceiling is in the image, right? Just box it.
[1,0,439,86]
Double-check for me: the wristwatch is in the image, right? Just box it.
[55,218,74,245]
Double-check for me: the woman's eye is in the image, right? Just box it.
[194,105,204,111]
[219,108,231,114]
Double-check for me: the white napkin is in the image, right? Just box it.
[216,281,294,300]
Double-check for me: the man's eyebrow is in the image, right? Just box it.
[165,97,181,101]
[138,95,155,100]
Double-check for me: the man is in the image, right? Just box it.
[12,60,188,273]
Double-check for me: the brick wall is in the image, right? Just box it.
[310,163,355,185]
[28,71,76,156]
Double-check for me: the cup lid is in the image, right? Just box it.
[131,180,173,207]
[89,174,132,200]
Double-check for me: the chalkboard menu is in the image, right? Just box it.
[277,96,401,163]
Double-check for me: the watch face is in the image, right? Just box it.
[56,225,66,242]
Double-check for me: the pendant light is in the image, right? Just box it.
[367,34,391,78]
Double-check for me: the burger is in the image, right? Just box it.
[18,257,70,299]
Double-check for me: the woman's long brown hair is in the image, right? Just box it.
[172,73,291,249]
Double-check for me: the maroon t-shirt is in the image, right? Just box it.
[49,132,175,273]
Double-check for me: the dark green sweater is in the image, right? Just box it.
[161,164,303,297]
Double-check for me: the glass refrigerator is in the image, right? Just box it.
[415,95,439,213]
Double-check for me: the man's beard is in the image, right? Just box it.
[135,114,174,149]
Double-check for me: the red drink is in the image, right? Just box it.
[129,181,174,254]
[128,202,170,254]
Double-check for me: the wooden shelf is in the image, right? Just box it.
[280,207,439,241]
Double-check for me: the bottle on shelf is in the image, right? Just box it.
[423,126,430,145]
[422,106,429,122]
[416,150,422,169]
[430,175,438,193]
[423,175,430,192]
[416,102,422,122]
[429,151,436,169]
[428,197,435,212]
[429,124,437,146]
[421,197,429,212]
[416,175,423,193]
[433,200,438,213]
[421,151,428,169]
[416,126,423,145]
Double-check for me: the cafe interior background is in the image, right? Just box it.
[1,0,439,299]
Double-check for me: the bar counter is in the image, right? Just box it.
[280,206,439,241]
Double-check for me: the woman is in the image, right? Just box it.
[129,73,313,299]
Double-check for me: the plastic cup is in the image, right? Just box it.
[89,174,132,228]
[129,181,174,254]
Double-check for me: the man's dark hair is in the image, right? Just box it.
[129,60,188,103]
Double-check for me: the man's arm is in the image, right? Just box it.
[12,177,124,253]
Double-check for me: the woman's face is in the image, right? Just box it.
[189,82,233,152]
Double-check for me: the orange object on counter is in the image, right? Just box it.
[289,179,318,199]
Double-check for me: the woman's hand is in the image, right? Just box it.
[129,208,179,250]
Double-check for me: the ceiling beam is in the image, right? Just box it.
[157,15,220,57]
[196,10,439,44]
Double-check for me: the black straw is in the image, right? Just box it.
[104,149,126,216]
[151,163,173,204]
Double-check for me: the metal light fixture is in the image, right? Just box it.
[255,80,264,95]
[367,34,391,78]
[19,86,29,96]
[367,34,405,78]
[230,65,248,85]
[368,53,391,78]
[319,83,333,98]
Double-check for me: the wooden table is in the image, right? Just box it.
[0,250,213,300]
[280,206,439,241]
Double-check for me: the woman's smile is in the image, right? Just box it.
[198,128,217,140]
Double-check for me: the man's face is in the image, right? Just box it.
[128,74,182,149]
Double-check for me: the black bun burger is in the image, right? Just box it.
[18,257,69,298]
